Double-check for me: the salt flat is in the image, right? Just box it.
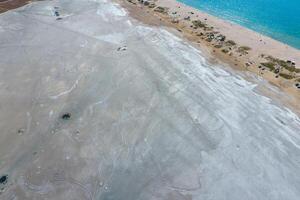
[0,0,299,199]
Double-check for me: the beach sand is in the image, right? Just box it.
[119,0,300,105]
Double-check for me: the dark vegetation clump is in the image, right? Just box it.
[214,44,223,48]
[221,49,229,54]
[192,20,207,29]
[154,6,168,14]
[225,40,236,46]
[61,113,71,120]
[261,62,275,71]
[279,73,294,79]
[266,56,299,73]
[238,46,251,54]
[0,175,8,185]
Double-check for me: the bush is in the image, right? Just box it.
[265,55,298,72]
[192,20,207,29]
[225,40,236,46]
[148,3,156,8]
[261,62,275,71]
[214,44,223,48]
[154,6,167,13]
[238,46,251,51]
[221,49,229,54]
[284,65,296,72]
[279,73,294,79]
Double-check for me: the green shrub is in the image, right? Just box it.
[265,56,298,72]
[154,6,167,13]
[261,62,275,71]
[192,20,207,29]
[148,3,156,8]
[221,49,229,54]
[284,65,296,72]
[214,44,223,48]
[279,73,294,79]
[225,40,236,46]
[238,46,251,51]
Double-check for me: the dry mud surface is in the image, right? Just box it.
[0,0,299,199]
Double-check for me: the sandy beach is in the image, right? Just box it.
[0,0,300,199]
[120,0,300,104]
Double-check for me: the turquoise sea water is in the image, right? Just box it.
[178,0,300,49]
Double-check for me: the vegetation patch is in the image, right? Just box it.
[238,46,251,53]
[214,44,223,48]
[154,6,168,14]
[261,62,275,71]
[266,56,299,72]
[279,73,294,79]
[192,20,207,29]
[225,40,236,46]
[221,49,229,54]
[148,3,156,8]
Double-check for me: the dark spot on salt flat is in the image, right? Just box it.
[0,175,7,185]
[117,46,127,51]
[17,128,25,134]
[61,113,71,120]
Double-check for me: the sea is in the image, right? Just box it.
[178,0,300,49]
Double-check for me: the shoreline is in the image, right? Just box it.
[118,0,300,110]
